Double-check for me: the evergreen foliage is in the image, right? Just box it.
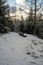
[0,0,15,33]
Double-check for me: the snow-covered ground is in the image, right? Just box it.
[0,32,43,65]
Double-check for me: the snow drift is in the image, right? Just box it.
[0,32,43,65]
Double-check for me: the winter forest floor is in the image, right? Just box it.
[0,32,43,65]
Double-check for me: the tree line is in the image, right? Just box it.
[0,0,43,39]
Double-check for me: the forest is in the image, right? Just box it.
[0,0,43,39]
[0,0,43,65]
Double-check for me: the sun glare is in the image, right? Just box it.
[16,0,25,4]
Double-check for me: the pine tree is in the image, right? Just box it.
[0,0,15,33]
[0,0,8,33]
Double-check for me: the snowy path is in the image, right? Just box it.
[0,32,43,65]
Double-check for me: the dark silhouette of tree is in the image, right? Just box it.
[0,0,15,33]
[19,15,24,33]
[26,0,42,34]
[24,0,42,35]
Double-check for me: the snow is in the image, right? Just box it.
[0,32,43,65]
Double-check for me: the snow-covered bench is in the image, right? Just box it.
[19,32,27,37]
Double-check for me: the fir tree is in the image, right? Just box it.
[0,0,15,33]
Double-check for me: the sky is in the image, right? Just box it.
[7,0,23,6]
[7,0,42,13]
[7,0,30,6]
[7,0,30,18]
[7,0,43,6]
[7,0,43,19]
[7,0,16,6]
